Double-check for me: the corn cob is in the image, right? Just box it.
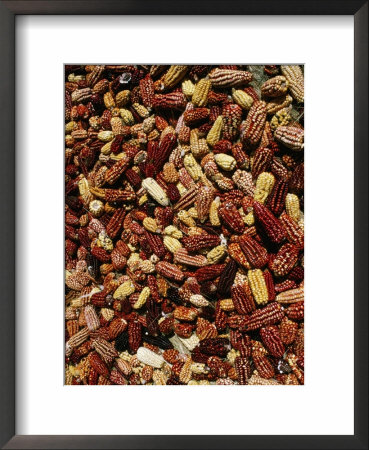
[209,197,221,226]
[156,261,184,281]
[209,68,253,87]
[136,347,164,368]
[281,65,304,103]
[160,65,188,91]
[192,78,212,106]
[174,248,207,267]
[142,177,169,206]
[276,285,304,304]
[207,245,226,264]
[206,115,224,146]
[261,76,289,98]
[248,269,269,305]
[232,88,254,109]
[241,101,267,147]
[254,172,275,204]
[163,235,182,254]
[274,126,304,151]
[214,153,237,171]
[238,234,268,268]
[183,153,203,181]
[182,79,195,97]
[285,193,301,221]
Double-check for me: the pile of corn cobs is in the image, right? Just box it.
[65,65,304,385]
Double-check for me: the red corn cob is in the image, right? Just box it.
[253,201,286,244]
[260,326,285,358]
[240,302,284,331]
[238,234,268,268]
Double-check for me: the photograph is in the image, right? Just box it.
[64,64,304,386]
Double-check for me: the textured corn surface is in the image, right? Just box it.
[65,64,304,386]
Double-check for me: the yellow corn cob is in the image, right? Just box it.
[141,177,169,206]
[100,307,115,322]
[88,116,100,130]
[110,117,126,136]
[232,88,254,109]
[143,217,160,233]
[177,210,196,227]
[184,208,197,222]
[182,79,195,97]
[104,91,115,109]
[244,211,255,226]
[136,347,164,368]
[161,65,188,90]
[270,107,291,131]
[176,182,187,196]
[191,363,208,374]
[153,369,168,385]
[227,348,240,364]
[118,351,132,363]
[133,287,151,309]
[142,115,156,134]
[68,73,86,82]
[164,225,183,239]
[113,280,135,299]
[104,202,116,214]
[115,90,131,107]
[138,193,148,205]
[266,94,293,115]
[254,172,275,204]
[184,153,203,181]
[97,130,114,142]
[192,79,212,107]
[163,236,182,253]
[281,65,304,103]
[186,226,204,236]
[162,162,179,183]
[139,259,155,274]
[285,193,300,221]
[65,367,74,385]
[219,298,235,311]
[119,108,135,125]
[100,141,112,155]
[248,269,269,305]
[132,103,150,119]
[97,231,114,251]
[207,245,226,264]
[214,153,237,171]
[206,115,224,146]
[78,177,90,196]
[209,197,221,226]
[65,121,78,134]
[190,129,209,158]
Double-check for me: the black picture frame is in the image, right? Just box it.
[0,1,367,449]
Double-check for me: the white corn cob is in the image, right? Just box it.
[142,177,169,206]
[189,294,209,307]
[136,347,164,368]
